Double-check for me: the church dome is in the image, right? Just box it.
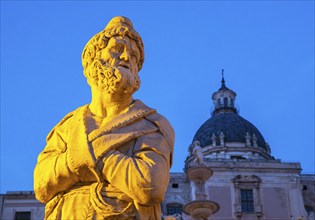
[193,112,267,151]
[188,70,272,161]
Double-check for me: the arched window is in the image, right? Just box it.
[166,203,183,215]
[216,99,221,108]
[224,97,228,107]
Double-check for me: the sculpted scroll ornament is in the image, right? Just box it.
[34,16,174,220]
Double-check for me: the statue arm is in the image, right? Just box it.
[100,131,173,206]
[34,124,80,203]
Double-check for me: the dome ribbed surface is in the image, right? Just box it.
[193,112,267,150]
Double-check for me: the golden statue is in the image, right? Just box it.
[34,16,174,220]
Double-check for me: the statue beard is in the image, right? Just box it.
[86,59,141,95]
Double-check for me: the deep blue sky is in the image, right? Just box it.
[1,1,314,193]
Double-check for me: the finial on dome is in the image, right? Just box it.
[221,69,226,88]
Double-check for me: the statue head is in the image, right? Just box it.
[82,16,144,95]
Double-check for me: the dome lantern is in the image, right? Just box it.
[211,69,237,115]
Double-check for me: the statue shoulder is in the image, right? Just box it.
[46,105,88,141]
[145,112,175,147]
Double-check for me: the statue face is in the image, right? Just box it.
[100,36,140,76]
[85,35,141,95]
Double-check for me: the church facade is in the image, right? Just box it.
[162,76,315,220]
[0,77,314,220]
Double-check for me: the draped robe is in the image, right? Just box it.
[34,100,174,219]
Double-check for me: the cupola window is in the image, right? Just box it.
[216,99,221,108]
[224,97,228,107]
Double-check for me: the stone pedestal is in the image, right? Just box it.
[183,166,220,219]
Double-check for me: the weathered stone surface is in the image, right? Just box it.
[34,16,174,220]
[301,174,315,217]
